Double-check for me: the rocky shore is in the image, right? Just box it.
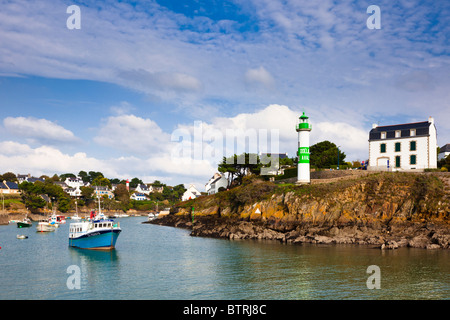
[148,172,450,250]
[148,214,450,249]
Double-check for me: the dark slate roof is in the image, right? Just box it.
[369,121,430,141]
[4,181,19,189]
[440,144,450,153]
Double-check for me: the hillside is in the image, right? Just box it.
[151,172,450,249]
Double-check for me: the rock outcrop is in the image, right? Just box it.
[149,172,450,249]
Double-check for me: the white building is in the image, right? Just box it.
[205,173,228,195]
[131,192,147,201]
[65,176,85,189]
[182,184,201,201]
[368,117,437,171]
[438,144,450,161]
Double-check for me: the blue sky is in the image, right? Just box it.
[0,0,449,189]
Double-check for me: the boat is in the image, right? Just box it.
[49,214,65,225]
[71,201,82,220]
[17,235,28,239]
[17,216,32,228]
[68,197,121,250]
[37,220,56,232]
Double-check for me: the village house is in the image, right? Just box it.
[182,184,201,201]
[205,173,228,195]
[64,176,85,189]
[438,144,450,161]
[93,186,114,199]
[0,181,20,194]
[130,192,147,201]
[368,117,438,171]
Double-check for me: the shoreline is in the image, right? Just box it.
[148,214,450,250]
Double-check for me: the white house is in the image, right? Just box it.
[368,117,437,171]
[65,176,85,189]
[67,186,82,197]
[438,144,450,161]
[205,173,228,195]
[182,184,201,201]
[135,184,150,195]
[131,192,147,201]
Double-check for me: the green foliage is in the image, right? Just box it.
[218,153,263,187]
[310,140,346,169]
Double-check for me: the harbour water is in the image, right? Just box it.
[0,216,448,300]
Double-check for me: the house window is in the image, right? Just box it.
[395,156,401,168]
[410,141,416,151]
[381,132,386,139]
[410,155,417,165]
[395,142,401,152]
[380,143,386,153]
[410,129,416,136]
[395,130,401,138]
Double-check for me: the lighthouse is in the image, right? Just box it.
[296,112,312,184]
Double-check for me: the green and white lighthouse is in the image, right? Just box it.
[296,112,312,184]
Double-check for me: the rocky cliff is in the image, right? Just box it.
[150,172,450,249]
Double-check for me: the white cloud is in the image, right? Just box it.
[3,117,79,144]
[245,66,275,89]
[94,114,171,155]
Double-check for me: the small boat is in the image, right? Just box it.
[17,235,28,239]
[49,214,65,225]
[68,197,121,250]
[17,216,32,228]
[37,221,56,232]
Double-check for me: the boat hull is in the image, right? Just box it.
[17,222,32,228]
[37,222,56,232]
[69,229,121,250]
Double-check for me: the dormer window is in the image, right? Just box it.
[380,132,386,139]
[395,130,401,138]
[410,129,416,136]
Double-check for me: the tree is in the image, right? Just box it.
[59,173,76,181]
[310,141,346,168]
[92,175,111,188]
[80,186,94,200]
[218,153,262,188]
[130,177,143,188]
[2,172,17,182]
[114,184,130,203]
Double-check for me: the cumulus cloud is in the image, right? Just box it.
[3,117,79,144]
[94,114,171,155]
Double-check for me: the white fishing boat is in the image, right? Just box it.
[49,214,65,226]
[71,201,82,220]
[37,220,56,232]
[17,234,28,239]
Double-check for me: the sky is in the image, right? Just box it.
[0,0,449,190]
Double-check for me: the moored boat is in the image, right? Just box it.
[37,221,56,232]
[69,219,121,250]
[68,196,121,250]
[17,216,32,228]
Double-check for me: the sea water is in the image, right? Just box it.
[0,217,448,299]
